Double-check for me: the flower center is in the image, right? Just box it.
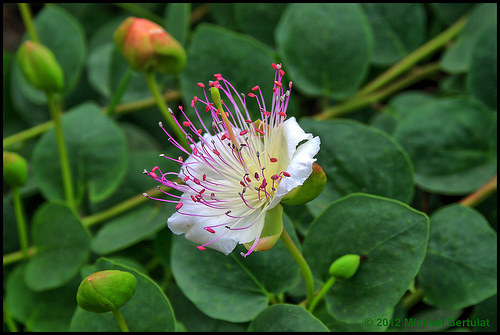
[144,63,292,254]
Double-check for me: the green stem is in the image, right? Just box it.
[112,308,130,332]
[114,3,164,25]
[460,175,497,208]
[105,68,133,115]
[18,3,39,43]
[12,187,29,260]
[144,71,188,150]
[3,120,53,149]
[3,91,180,149]
[402,287,424,310]
[3,247,36,266]
[308,276,336,314]
[3,300,19,332]
[356,15,468,97]
[280,228,315,308]
[316,62,441,120]
[82,185,167,228]
[47,93,76,212]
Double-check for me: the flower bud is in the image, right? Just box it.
[3,151,28,187]
[244,204,283,253]
[76,270,137,313]
[16,41,64,93]
[281,162,326,206]
[329,254,361,279]
[113,17,186,75]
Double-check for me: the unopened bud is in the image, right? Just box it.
[3,151,28,187]
[282,162,326,205]
[16,41,64,92]
[113,17,186,75]
[329,254,361,279]
[76,270,137,313]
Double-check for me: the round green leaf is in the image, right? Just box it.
[6,264,81,331]
[362,3,426,66]
[440,4,497,74]
[91,203,174,255]
[467,23,497,109]
[248,304,329,332]
[170,216,299,323]
[303,193,429,323]
[180,23,276,126]
[418,204,497,310]
[393,97,497,195]
[234,3,288,47]
[276,3,373,99]
[32,102,128,204]
[12,5,86,103]
[70,258,176,331]
[24,202,90,291]
[300,119,414,217]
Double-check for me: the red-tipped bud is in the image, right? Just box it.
[281,162,326,206]
[113,17,186,75]
[16,41,64,93]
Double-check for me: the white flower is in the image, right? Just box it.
[144,63,320,257]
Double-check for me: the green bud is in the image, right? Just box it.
[282,162,326,206]
[16,41,64,92]
[3,151,28,187]
[244,204,283,253]
[76,270,137,313]
[113,17,186,75]
[329,254,361,279]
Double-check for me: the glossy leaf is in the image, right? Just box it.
[362,3,426,66]
[32,102,128,204]
[24,202,90,291]
[170,215,299,322]
[303,193,429,323]
[418,204,497,309]
[300,119,414,217]
[248,304,329,332]
[393,97,497,195]
[276,3,373,99]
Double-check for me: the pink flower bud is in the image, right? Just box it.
[113,17,186,75]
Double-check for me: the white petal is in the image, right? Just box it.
[167,199,266,255]
[269,117,321,208]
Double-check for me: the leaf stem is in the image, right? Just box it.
[308,276,336,314]
[2,91,180,149]
[3,247,36,266]
[105,68,133,115]
[47,93,76,212]
[112,308,130,332]
[18,3,39,43]
[12,187,29,260]
[3,299,19,332]
[81,186,165,228]
[356,14,468,97]
[402,286,424,310]
[315,62,441,120]
[144,71,188,150]
[280,228,315,308]
[459,175,497,208]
